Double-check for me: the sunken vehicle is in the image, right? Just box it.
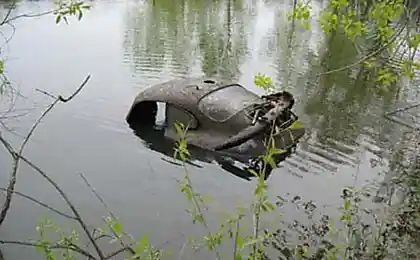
[126,77,305,179]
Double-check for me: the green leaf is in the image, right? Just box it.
[35,242,46,253]
[344,199,351,210]
[248,169,259,177]
[261,201,275,212]
[254,73,273,89]
[55,15,61,24]
[113,221,122,234]
[270,146,287,155]
[242,237,263,248]
[194,214,204,224]
[288,120,304,129]
[173,121,184,136]
[236,235,244,250]
[135,234,150,255]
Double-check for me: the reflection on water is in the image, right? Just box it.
[120,0,420,194]
[123,0,248,81]
[1,0,420,258]
[120,0,420,198]
[129,122,295,182]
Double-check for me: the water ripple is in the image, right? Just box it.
[117,0,419,185]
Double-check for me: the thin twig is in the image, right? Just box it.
[384,102,420,116]
[316,21,407,76]
[81,171,178,255]
[0,100,55,225]
[92,232,113,242]
[0,75,104,258]
[0,75,90,227]
[104,246,133,260]
[79,173,108,210]
[17,152,105,259]
[0,134,14,155]
[181,163,221,260]
[233,219,240,259]
[79,173,137,256]
[58,75,91,102]
[35,88,57,99]
[0,240,96,259]
[0,188,75,220]
[0,10,56,26]
[177,239,188,260]
[0,1,16,26]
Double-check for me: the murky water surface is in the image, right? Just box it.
[1,0,420,258]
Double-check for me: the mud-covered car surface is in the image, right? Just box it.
[126,77,305,179]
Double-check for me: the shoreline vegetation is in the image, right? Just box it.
[1,0,420,259]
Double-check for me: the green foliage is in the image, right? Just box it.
[287,1,312,31]
[0,1,91,97]
[254,73,274,93]
[35,218,80,260]
[318,0,366,41]
[54,1,91,24]
[4,0,420,259]
[369,0,404,44]
[173,121,191,162]
[0,60,5,95]
[288,0,420,89]
[34,214,163,260]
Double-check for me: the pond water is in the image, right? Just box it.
[0,0,420,259]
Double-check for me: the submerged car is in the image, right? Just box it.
[126,77,305,179]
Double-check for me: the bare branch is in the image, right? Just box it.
[93,233,113,242]
[35,88,57,99]
[0,9,56,26]
[79,173,110,212]
[0,240,96,259]
[0,134,14,156]
[59,75,91,102]
[79,173,137,255]
[0,75,91,227]
[80,172,183,257]
[104,246,134,260]
[17,153,105,259]
[0,188,75,220]
[0,75,104,258]
[0,1,17,26]
[177,239,188,260]
[0,100,59,225]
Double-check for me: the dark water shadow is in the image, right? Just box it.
[129,123,294,182]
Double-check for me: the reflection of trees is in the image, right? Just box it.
[122,0,247,80]
[123,2,165,74]
[301,28,400,153]
[273,8,312,92]
[198,0,247,79]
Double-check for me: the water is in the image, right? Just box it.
[0,0,419,259]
